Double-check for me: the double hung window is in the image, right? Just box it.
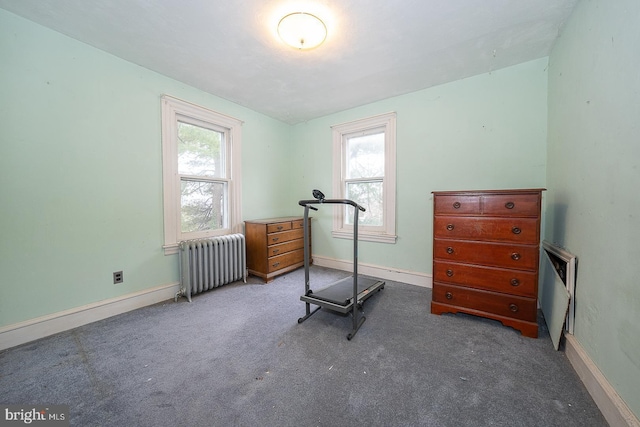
[332,112,397,243]
[161,96,242,254]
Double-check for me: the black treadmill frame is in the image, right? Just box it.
[297,193,385,340]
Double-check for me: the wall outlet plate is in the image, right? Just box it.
[113,271,123,284]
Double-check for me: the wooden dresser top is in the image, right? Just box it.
[432,188,545,196]
[244,216,305,224]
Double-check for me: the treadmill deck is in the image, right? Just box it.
[300,276,385,313]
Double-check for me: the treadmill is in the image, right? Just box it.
[297,190,385,340]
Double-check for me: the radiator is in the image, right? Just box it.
[178,234,247,302]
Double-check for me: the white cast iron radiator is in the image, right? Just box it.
[178,234,247,302]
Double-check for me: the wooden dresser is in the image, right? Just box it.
[430,189,544,338]
[244,217,311,283]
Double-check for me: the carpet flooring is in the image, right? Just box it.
[0,266,607,426]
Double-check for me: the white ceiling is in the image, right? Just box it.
[0,0,578,124]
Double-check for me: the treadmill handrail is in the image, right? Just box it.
[299,198,366,212]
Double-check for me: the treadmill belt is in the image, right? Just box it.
[309,276,380,306]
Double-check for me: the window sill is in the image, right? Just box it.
[163,244,179,255]
[331,230,397,244]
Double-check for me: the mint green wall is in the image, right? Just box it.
[546,0,640,418]
[0,10,290,327]
[3,1,637,419]
[289,59,548,272]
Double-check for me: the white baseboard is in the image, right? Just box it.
[0,282,181,351]
[565,334,640,427]
[312,255,432,288]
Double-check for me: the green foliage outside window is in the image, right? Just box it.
[177,121,226,233]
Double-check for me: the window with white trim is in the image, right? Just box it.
[332,112,397,243]
[161,95,242,255]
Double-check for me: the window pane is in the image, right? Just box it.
[180,180,227,232]
[346,132,384,179]
[177,121,225,178]
[345,181,383,226]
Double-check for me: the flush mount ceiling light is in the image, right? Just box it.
[278,12,327,50]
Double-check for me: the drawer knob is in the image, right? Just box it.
[510,278,520,286]
[445,292,453,300]
[509,303,519,312]
[273,249,280,254]
[446,247,454,254]
[446,224,455,231]
[277,225,283,230]
[272,237,279,242]
[446,269,454,277]
[272,262,280,268]
[511,252,521,261]
[505,202,515,209]
[512,226,522,235]
[453,202,461,209]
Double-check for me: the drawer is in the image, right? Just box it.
[434,239,539,270]
[292,219,305,229]
[267,221,292,233]
[267,228,304,245]
[267,249,304,273]
[432,283,537,321]
[434,195,481,215]
[434,216,540,244]
[433,260,537,297]
[268,239,304,257]
[482,194,540,217]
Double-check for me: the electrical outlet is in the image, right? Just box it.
[113,271,123,284]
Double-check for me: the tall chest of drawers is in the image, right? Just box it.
[430,189,544,338]
[244,217,311,283]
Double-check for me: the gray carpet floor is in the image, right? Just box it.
[0,266,607,426]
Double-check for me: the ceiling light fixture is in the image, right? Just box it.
[277,12,327,50]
